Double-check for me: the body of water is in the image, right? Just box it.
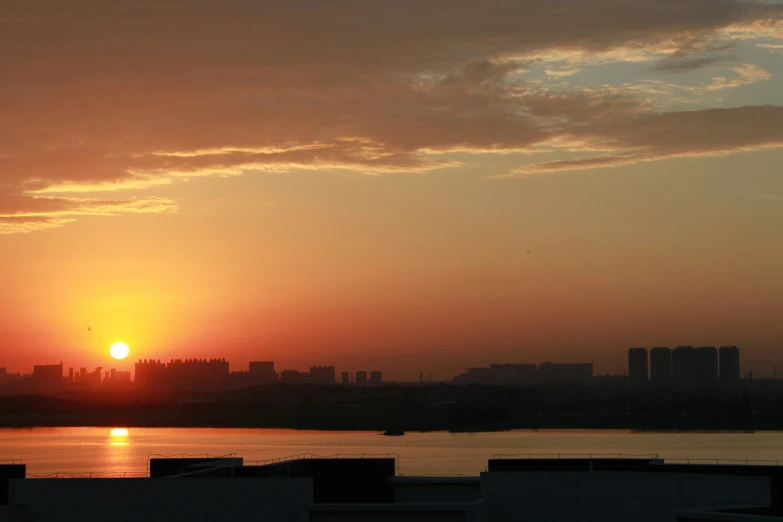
[2,428,782,477]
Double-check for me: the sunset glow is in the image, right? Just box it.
[1,0,782,380]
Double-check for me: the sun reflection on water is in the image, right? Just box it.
[105,428,133,474]
[109,428,129,446]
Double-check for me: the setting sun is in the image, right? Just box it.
[110,342,130,360]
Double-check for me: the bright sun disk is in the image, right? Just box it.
[110,342,130,360]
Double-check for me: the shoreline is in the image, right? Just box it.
[0,415,777,432]
[1,384,779,433]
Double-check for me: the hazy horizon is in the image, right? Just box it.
[2,1,782,381]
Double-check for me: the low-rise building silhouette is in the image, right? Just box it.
[453,361,593,385]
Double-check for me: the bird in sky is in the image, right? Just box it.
[86,327,92,332]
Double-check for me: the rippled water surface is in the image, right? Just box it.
[2,428,783,476]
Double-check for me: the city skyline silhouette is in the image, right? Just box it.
[2,1,783,385]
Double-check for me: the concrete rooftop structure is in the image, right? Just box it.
[2,455,783,521]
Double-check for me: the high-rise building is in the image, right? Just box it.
[370,371,382,384]
[341,371,350,385]
[68,368,74,383]
[694,347,718,387]
[628,348,648,385]
[355,371,368,385]
[649,347,672,386]
[672,346,696,387]
[719,346,741,386]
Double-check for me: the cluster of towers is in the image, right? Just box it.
[628,346,740,387]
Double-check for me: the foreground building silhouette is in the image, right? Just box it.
[2,455,782,521]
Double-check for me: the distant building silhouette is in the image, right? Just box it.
[370,371,382,385]
[694,347,719,387]
[537,362,593,383]
[489,364,515,383]
[672,346,696,387]
[355,371,368,385]
[513,364,537,383]
[280,369,309,384]
[454,361,592,385]
[32,363,63,388]
[719,346,741,386]
[135,358,228,390]
[309,366,336,385]
[248,361,278,383]
[134,359,167,386]
[628,348,648,385]
[649,347,672,386]
[341,371,350,385]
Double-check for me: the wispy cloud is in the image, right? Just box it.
[0,197,178,235]
[512,106,783,174]
[631,64,772,98]
[544,69,582,79]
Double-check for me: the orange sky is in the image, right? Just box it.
[1,1,782,380]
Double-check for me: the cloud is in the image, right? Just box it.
[0,216,76,236]
[701,64,772,92]
[514,106,783,174]
[1,0,782,232]
[756,42,783,54]
[630,64,772,98]
[0,195,178,234]
[654,55,732,74]
[544,69,582,79]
